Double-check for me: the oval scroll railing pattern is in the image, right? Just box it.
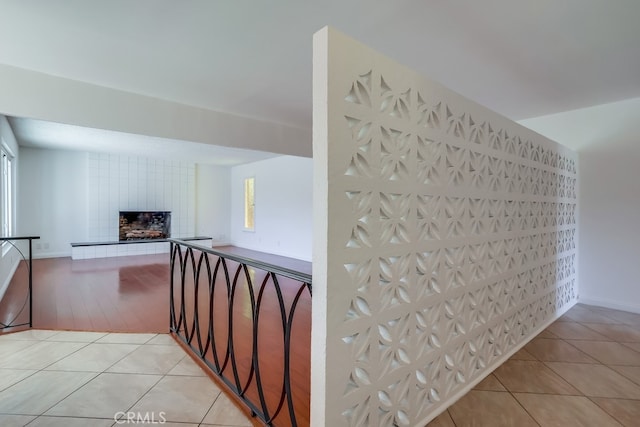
[0,236,40,331]
[169,239,312,427]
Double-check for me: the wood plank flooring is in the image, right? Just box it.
[26,254,171,332]
[0,249,312,426]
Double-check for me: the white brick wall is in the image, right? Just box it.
[87,153,196,242]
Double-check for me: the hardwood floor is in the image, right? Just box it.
[0,249,312,426]
[25,254,171,332]
[1,248,311,335]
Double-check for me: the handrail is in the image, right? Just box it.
[0,236,40,331]
[0,236,41,241]
[168,238,313,285]
[169,239,312,426]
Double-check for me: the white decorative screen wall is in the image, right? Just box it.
[312,28,578,426]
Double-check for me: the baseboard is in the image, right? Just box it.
[33,251,70,259]
[579,297,640,314]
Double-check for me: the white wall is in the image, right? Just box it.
[0,115,21,299]
[18,147,235,258]
[230,156,313,261]
[18,147,89,258]
[18,144,301,261]
[196,164,231,244]
[86,153,196,242]
[521,98,640,313]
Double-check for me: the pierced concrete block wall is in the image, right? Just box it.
[312,27,578,426]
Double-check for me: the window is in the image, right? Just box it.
[1,144,14,238]
[244,177,255,231]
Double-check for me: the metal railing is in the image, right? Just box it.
[0,236,40,331]
[169,239,312,426]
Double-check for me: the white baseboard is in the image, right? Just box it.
[33,251,70,259]
[579,297,640,314]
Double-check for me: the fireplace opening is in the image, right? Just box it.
[119,211,171,241]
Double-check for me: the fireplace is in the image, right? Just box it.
[119,211,171,241]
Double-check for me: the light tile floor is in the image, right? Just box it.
[0,330,253,427]
[428,304,640,426]
[3,304,640,426]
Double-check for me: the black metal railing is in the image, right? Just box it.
[169,239,312,426]
[0,236,40,331]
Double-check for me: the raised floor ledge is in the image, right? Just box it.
[70,236,211,247]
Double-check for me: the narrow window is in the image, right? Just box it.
[1,146,13,239]
[244,177,255,231]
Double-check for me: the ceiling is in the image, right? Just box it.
[1,0,639,161]
[9,117,278,165]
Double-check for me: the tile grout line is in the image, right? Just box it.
[116,339,196,424]
[35,370,102,419]
[34,334,105,419]
[0,331,189,425]
[199,389,223,425]
[506,336,544,426]
[608,365,640,388]
[508,392,543,427]
[594,316,640,392]
[0,337,99,416]
[518,309,631,425]
[440,305,640,426]
[584,395,629,427]
[0,368,39,395]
